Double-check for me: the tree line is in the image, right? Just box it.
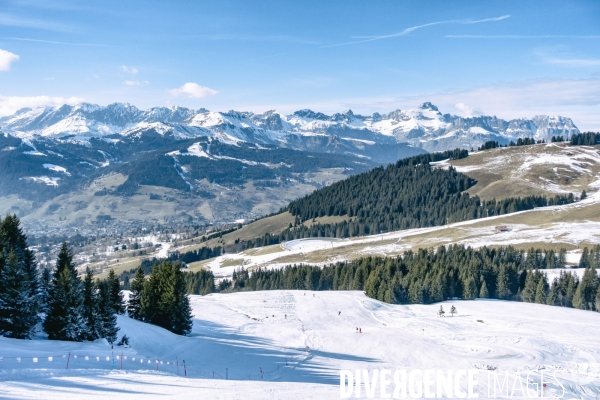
[0,215,193,341]
[570,132,600,146]
[217,245,600,312]
[476,139,547,151]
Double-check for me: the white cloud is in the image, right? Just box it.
[120,65,138,74]
[454,102,473,116]
[0,95,83,117]
[323,15,510,48]
[454,102,484,117]
[123,80,149,86]
[534,49,600,68]
[542,57,600,67]
[169,82,218,98]
[0,48,19,71]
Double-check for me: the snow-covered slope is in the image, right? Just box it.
[1,291,598,398]
[0,102,580,153]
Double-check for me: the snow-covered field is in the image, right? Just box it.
[1,291,599,399]
[282,237,343,251]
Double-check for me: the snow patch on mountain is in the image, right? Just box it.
[43,164,70,175]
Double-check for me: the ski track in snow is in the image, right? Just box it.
[1,291,599,398]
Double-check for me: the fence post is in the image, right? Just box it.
[226,368,228,380]
[120,352,123,370]
[183,360,187,376]
[212,370,214,379]
[111,346,114,370]
[176,356,179,376]
[156,359,159,371]
[66,352,70,370]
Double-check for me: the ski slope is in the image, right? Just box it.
[1,291,599,399]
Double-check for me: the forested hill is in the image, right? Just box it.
[288,149,473,230]
[243,149,574,247]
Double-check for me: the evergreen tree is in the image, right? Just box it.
[82,268,102,341]
[522,272,538,303]
[106,269,125,314]
[595,286,600,312]
[0,251,39,338]
[0,215,38,299]
[140,263,160,323]
[462,276,477,300]
[496,265,510,299]
[97,279,119,343]
[579,248,590,269]
[573,266,599,310]
[43,243,84,341]
[547,280,559,306]
[39,267,52,314]
[163,262,193,335]
[127,266,145,320]
[534,274,548,304]
[479,281,489,298]
[0,214,39,337]
[139,261,193,335]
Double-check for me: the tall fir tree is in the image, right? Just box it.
[0,215,39,336]
[164,262,193,335]
[140,263,160,323]
[462,276,478,300]
[547,280,559,306]
[0,251,39,338]
[127,266,145,320]
[495,265,510,299]
[573,266,599,310]
[579,247,590,268]
[39,267,52,314]
[522,272,538,303]
[82,267,102,341]
[479,281,489,298]
[43,243,84,341]
[96,279,119,343]
[106,269,125,315]
[0,215,38,295]
[534,274,548,304]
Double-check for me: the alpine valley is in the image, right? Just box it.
[0,102,580,233]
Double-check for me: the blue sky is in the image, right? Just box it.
[0,0,599,129]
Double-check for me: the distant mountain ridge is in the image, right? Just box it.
[1,102,580,155]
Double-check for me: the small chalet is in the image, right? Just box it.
[495,225,509,232]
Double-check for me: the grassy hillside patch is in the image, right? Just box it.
[450,143,600,200]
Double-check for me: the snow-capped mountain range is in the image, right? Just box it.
[0,102,580,155]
